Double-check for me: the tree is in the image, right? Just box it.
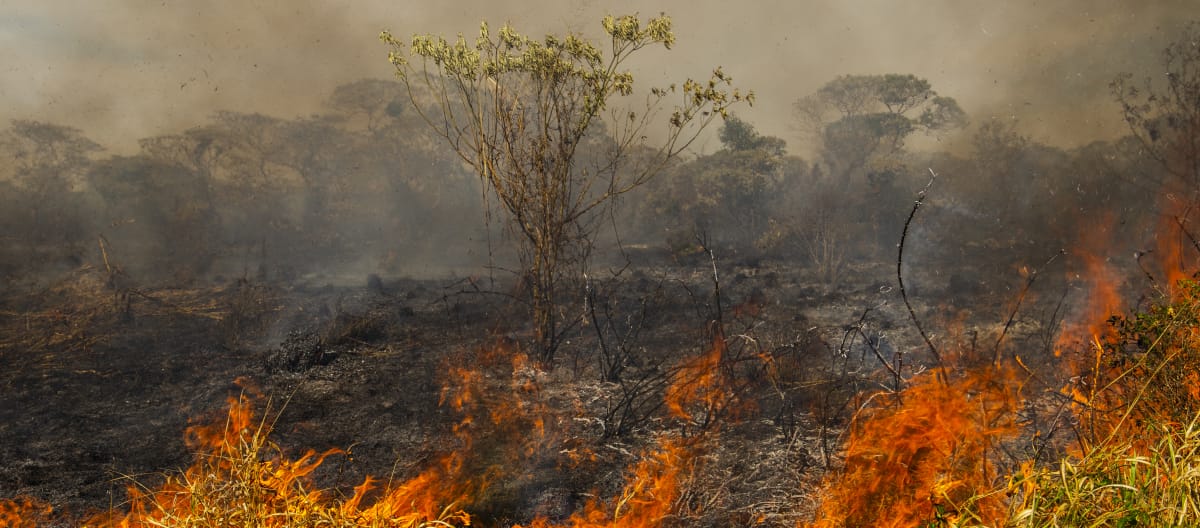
[89,155,219,282]
[1112,21,1200,207]
[325,79,408,134]
[0,120,101,256]
[327,83,482,267]
[268,116,355,245]
[969,118,1030,223]
[788,74,965,261]
[648,116,792,250]
[793,74,966,182]
[382,14,750,363]
[719,114,785,155]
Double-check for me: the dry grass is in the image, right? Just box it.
[0,267,282,361]
[993,282,1200,527]
[1006,416,1200,527]
[76,393,471,528]
[803,273,1200,528]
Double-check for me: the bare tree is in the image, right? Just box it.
[1113,21,1200,204]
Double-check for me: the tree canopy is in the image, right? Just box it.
[793,74,966,176]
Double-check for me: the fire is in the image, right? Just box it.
[1155,212,1199,299]
[1048,210,1197,452]
[516,337,741,527]
[94,385,472,528]
[1039,203,1200,454]
[1,333,739,527]
[664,338,726,423]
[346,453,473,527]
[0,496,53,528]
[1061,218,1125,347]
[806,367,1021,528]
[517,438,694,528]
[75,390,471,528]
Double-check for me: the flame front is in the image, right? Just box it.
[518,438,693,528]
[0,337,743,527]
[807,367,1021,528]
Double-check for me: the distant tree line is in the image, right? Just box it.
[0,79,484,287]
[0,66,1176,300]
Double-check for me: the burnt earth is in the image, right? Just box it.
[0,260,1054,525]
[0,275,491,519]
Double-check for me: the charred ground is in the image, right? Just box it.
[0,241,1117,525]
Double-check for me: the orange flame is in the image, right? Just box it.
[3,334,745,527]
[1156,214,1194,299]
[807,367,1021,528]
[519,339,737,527]
[0,496,54,528]
[518,438,694,528]
[665,339,726,422]
[1067,245,1124,345]
[1042,217,1128,443]
[103,392,472,527]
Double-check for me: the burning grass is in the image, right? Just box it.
[7,234,1200,527]
[3,385,466,528]
[0,335,742,527]
[807,365,1023,527]
[804,319,1200,527]
[93,389,471,528]
[804,214,1200,528]
[0,380,643,527]
[1006,416,1200,527]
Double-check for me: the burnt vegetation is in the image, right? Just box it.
[2,16,1200,528]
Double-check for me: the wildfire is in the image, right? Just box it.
[0,337,740,527]
[1060,217,1125,349]
[0,496,53,528]
[1156,214,1196,299]
[807,366,1021,528]
[63,390,469,528]
[517,438,694,528]
[664,339,726,424]
[802,213,1196,527]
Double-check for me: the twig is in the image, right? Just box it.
[839,304,901,392]
[898,169,942,371]
[1135,250,1160,287]
[695,230,724,337]
[584,274,614,382]
[97,235,113,278]
[992,250,1064,364]
[1175,215,1200,257]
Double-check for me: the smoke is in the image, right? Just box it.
[1,1,1193,154]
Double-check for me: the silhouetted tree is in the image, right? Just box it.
[793,74,966,182]
[89,156,219,282]
[648,116,793,251]
[1113,21,1200,209]
[0,120,101,258]
[326,79,408,134]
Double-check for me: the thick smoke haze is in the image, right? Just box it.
[1,0,1193,154]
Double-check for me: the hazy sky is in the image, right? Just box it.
[2,1,1193,154]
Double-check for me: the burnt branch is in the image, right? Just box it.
[992,250,1064,364]
[897,169,942,370]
